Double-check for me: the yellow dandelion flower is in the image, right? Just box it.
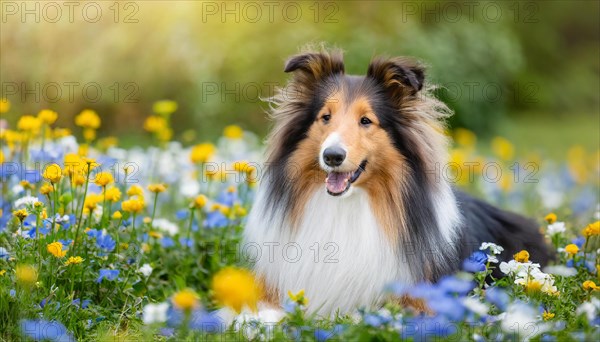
[75,109,101,129]
[53,128,71,138]
[583,280,599,291]
[16,265,37,285]
[43,164,62,184]
[127,185,144,197]
[544,213,557,224]
[513,250,530,263]
[104,187,122,202]
[121,198,145,213]
[94,172,114,187]
[453,128,477,148]
[542,311,555,321]
[564,244,579,255]
[172,288,199,311]
[38,109,58,125]
[17,115,42,133]
[524,279,542,294]
[153,100,178,116]
[65,256,84,266]
[0,98,10,113]
[143,217,151,224]
[212,267,261,313]
[582,221,600,237]
[72,174,86,187]
[190,143,215,163]
[149,231,163,239]
[491,136,515,161]
[148,183,167,193]
[143,115,167,133]
[40,183,54,195]
[13,209,28,222]
[0,270,6,276]
[47,242,67,258]
[83,193,102,211]
[112,211,123,220]
[223,125,243,139]
[193,194,207,208]
[288,289,309,306]
[20,180,31,189]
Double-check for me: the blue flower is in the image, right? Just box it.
[20,319,74,342]
[97,269,119,283]
[462,251,488,273]
[189,310,223,333]
[0,247,9,259]
[204,210,228,228]
[160,237,175,248]
[58,239,72,248]
[175,210,189,220]
[401,315,457,339]
[485,287,509,311]
[572,236,586,248]
[179,237,193,248]
[96,233,116,252]
[363,314,385,328]
[438,275,475,295]
[314,328,336,342]
[22,170,42,184]
[72,298,91,309]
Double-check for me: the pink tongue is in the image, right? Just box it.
[326,172,351,194]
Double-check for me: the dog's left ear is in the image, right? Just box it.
[367,57,425,97]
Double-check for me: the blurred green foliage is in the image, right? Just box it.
[1,1,598,142]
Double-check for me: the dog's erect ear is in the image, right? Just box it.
[284,51,345,81]
[367,57,425,97]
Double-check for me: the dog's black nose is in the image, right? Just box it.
[323,146,346,167]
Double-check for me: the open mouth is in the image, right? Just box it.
[325,160,368,196]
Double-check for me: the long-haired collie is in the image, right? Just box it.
[244,48,552,315]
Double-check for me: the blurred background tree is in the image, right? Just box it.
[1,1,598,151]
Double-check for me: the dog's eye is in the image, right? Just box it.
[322,114,331,123]
[360,117,372,126]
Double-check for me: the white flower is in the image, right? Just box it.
[543,265,577,277]
[487,255,499,264]
[142,302,169,324]
[138,264,153,277]
[462,297,489,316]
[501,302,550,340]
[576,297,600,321]
[153,218,179,236]
[546,222,566,235]
[14,195,39,209]
[12,184,24,194]
[479,242,504,255]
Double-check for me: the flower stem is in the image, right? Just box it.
[72,163,91,256]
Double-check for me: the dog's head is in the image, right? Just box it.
[267,48,450,199]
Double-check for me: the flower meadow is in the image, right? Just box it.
[0,99,599,341]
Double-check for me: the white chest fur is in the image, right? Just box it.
[244,187,412,315]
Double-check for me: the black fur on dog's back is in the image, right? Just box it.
[455,190,554,275]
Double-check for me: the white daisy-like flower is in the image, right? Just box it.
[479,242,504,255]
[546,222,566,235]
[14,195,39,209]
[462,297,489,316]
[153,218,179,236]
[142,302,169,324]
[138,264,153,277]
